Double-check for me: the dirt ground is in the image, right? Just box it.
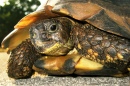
[0,52,129,86]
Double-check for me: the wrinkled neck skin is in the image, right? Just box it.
[69,22,87,54]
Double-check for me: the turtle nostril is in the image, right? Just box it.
[42,34,46,39]
[41,34,51,41]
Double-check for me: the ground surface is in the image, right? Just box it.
[0,52,130,86]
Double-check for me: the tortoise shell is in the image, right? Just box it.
[1,0,130,51]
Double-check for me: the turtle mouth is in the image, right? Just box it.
[32,39,74,56]
[34,40,56,54]
[32,40,65,55]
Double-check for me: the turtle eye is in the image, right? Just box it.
[49,24,57,32]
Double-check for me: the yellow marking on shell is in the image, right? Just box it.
[106,9,130,33]
[51,66,59,71]
[117,53,123,60]
[2,28,29,52]
[78,43,82,49]
[59,8,70,15]
[75,57,103,71]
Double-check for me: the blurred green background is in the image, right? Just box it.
[0,0,40,46]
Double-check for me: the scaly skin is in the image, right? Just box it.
[72,22,130,66]
[71,23,130,76]
[8,39,42,79]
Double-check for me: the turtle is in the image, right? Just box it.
[1,0,130,79]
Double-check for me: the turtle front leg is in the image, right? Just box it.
[8,39,42,79]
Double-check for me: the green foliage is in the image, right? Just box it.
[0,0,40,43]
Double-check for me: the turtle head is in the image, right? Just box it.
[30,17,74,55]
